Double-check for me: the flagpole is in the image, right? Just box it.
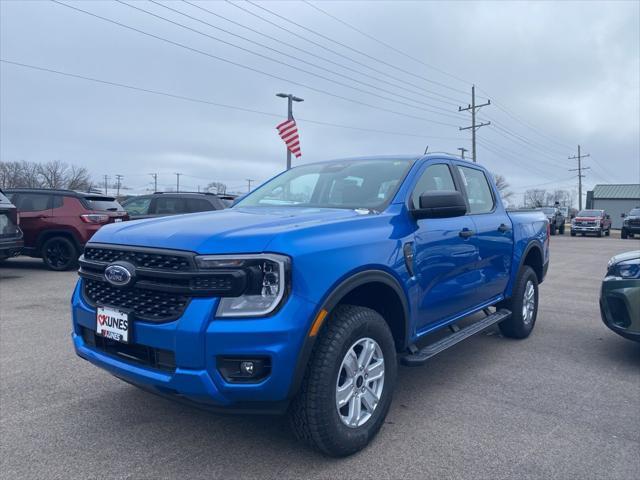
[276,93,304,169]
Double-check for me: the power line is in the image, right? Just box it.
[50,0,459,128]
[246,0,471,98]
[224,0,467,105]
[302,0,472,90]
[183,0,461,108]
[120,0,464,120]
[115,174,124,196]
[0,59,462,141]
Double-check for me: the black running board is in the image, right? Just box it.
[401,309,512,367]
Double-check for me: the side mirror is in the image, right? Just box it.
[412,190,467,219]
[621,213,626,218]
[605,214,610,219]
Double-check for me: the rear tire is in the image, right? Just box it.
[571,230,576,237]
[497,266,538,339]
[42,236,78,271]
[550,224,556,235]
[288,305,397,457]
[558,223,565,234]
[605,228,610,237]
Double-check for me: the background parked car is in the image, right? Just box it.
[570,209,612,237]
[600,250,640,341]
[541,206,566,235]
[121,192,226,220]
[621,208,640,239]
[4,188,128,270]
[0,188,23,261]
[217,193,239,207]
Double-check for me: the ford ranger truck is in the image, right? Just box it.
[71,155,549,457]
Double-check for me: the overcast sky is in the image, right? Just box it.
[1,0,638,201]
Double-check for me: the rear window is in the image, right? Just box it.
[83,196,124,211]
[542,207,556,214]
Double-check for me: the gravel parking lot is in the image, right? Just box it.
[1,235,639,479]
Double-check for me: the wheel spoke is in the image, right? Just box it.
[347,395,362,426]
[361,386,379,411]
[343,349,358,376]
[359,339,375,369]
[336,379,354,408]
[366,359,384,381]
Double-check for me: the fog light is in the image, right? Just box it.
[240,361,254,376]
[217,356,271,383]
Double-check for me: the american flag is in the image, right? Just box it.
[276,118,302,158]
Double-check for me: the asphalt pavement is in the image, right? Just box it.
[1,235,639,479]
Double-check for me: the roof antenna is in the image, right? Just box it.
[424,145,429,154]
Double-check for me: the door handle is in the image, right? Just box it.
[459,229,475,238]
[498,223,511,233]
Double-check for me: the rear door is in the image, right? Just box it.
[455,164,513,304]
[411,161,481,331]
[12,193,53,248]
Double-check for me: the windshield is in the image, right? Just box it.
[577,210,602,217]
[541,207,556,214]
[83,197,124,211]
[236,159,413,210]
[629,208,640,216]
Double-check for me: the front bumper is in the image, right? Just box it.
[599,277,640,342]
[71,280,319,411]
[571,225,601,233]
[0,236,23,257]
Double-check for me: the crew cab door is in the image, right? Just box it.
[410,162,480,331]
[454,164,513,304]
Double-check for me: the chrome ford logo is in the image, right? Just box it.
[104,264,133,287]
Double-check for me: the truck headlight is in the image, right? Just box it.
[608,258,640,279]
[195,254,290,317]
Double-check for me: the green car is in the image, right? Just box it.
[600,251,640,341]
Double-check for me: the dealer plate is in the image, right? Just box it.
[96,306,130,343]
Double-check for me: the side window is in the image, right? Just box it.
[411,163,456,208]
[124,197,152,215]
[52,195,64,209]
[457,166,495,214]
[154,197,188,214]
[186,198,213,213]
[15,194,51,212]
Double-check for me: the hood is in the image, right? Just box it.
[608,250,640,267]
[89,206,370,254]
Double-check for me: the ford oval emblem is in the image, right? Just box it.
[104,264,133,287]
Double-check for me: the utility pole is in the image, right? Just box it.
[276,92,304,170]
[569,145,590,211]
[149,173,158,192]
[103,175,109,195]
[246,178,254,192]
[115,174,124,196]
[457,147,468,159]
[174,172,182,192]
[459,85,491,163]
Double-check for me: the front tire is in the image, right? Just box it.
[596,229,602,237]
[621,229,628,239]
[42,236,78,271]
[605,228,610,237]
[497,266,539,339]
[571,230,576,237]
[558,223,565,234]
[550,224,556,235]
[288,305,397,457]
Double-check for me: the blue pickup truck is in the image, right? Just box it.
[71,155,549,456]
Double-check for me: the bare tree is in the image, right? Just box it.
[493,173,513,203]
[206,181,227,194]
[0,160,93,191]
[523,189,547,208]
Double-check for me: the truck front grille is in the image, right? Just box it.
[84,246,193,271]
[83,279,189,322]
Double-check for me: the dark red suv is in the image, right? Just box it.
[4,188,128,270]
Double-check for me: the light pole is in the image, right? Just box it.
[276,93,304,170]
